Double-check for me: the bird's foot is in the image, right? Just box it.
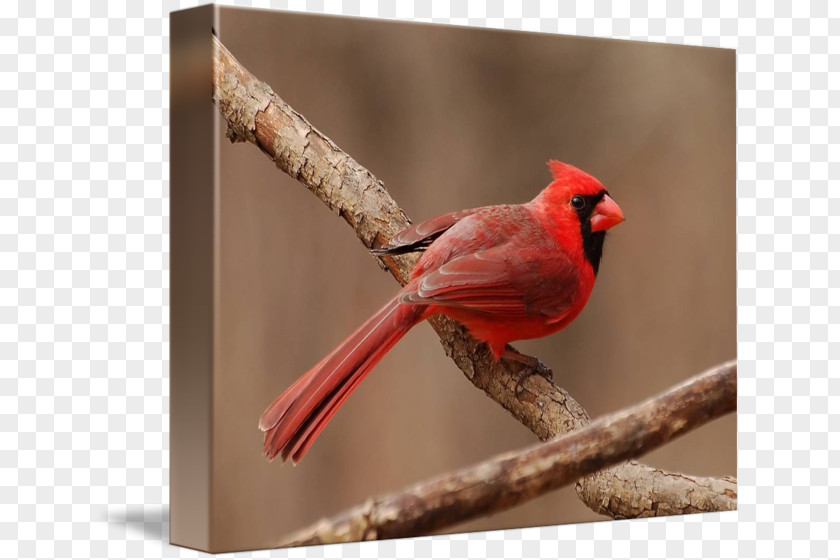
[501,347,554,394]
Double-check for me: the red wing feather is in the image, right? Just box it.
[402,249,574,320]
[372,208,481,256]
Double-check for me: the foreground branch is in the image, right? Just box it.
[211,34,736,523]
[280,363,735,546]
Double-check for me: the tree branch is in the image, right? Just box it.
[211,34,736,522]
[278,363,735,546]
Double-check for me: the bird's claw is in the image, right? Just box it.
[500,347,555,394]
[513,359,554,394]
[531,358,553,381]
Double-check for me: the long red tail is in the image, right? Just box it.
[259,293,427,464]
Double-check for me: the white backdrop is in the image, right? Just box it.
[1,1,835,558]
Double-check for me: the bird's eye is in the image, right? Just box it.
[570,196,585,210]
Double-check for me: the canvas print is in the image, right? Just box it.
[171,6,736,553]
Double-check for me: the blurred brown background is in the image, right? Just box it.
[212,7,735,551]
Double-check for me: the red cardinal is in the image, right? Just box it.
[260,160,624,463]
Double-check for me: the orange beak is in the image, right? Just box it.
[590,194,624,232]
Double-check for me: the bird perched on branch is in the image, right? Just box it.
[260,160,625,464]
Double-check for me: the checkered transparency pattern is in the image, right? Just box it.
[0,0,835,558]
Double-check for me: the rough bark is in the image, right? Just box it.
[279,363,736,546]
[211,34,737,522]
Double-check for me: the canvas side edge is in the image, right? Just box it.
[169,4,217,553]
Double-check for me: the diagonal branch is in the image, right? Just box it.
[279,362,736,546]
[211,33,736,522]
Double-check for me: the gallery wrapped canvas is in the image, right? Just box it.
[171,5,735,553]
